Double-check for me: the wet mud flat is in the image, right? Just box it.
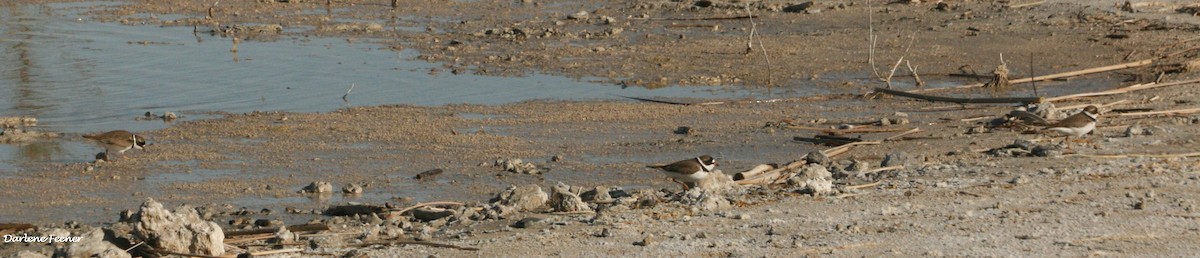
[2,0,1200,257]
[3,87,1200,256]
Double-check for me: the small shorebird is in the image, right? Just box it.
[646,155,717,190]
[1042,105,1100,149]
[82,130,147,161]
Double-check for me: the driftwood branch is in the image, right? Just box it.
[873,88,1041,104]
[733,164,778,181]
[388,202,465,216]
[908,59,1155,93]
[845,181,883,190]
[1043,78,1200,102]
[884,127,922,141]
[1066,152,1200,159]
[1117,108,1200,117]
[249,248,303,256]
[880,77,1200,105]
[1058,99,1128,110]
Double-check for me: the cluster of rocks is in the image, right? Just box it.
[13,199,226,257]
[0,116,57,144]
[767,150,923,196]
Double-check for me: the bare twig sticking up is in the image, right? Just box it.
[744,4,774,87]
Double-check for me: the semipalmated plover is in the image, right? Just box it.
[82,130,147,161]
[1042,105,1099,148]
[646,155,717,190]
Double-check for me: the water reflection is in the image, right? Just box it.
[15,140,66,162]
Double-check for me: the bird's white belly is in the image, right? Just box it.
[1047,122,1094,137]
[663,170,710,183]
[107,144,134,154]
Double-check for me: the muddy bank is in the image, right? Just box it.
[2,0,1200,256]
[74,0,1200,89]
[3,82,1200,256]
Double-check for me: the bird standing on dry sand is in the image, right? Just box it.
[646,155,718,190]
[82,130,147,161]
[1042,105,1100,149]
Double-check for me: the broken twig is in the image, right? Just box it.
[354,239,480,251]
[909,59,1155,93]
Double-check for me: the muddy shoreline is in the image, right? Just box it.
[3,0,1200,257]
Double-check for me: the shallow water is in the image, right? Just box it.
[0,2,797,170]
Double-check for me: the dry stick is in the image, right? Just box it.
[299,232,363,238]
[906,60,925,87]
[744,4,756,55]
[547,210,597,215]
[238,242,308,247]
[733,163,778,181]
[389,202,465,215]
[124,241,144,252]
[1164,46,1200,58]
[1122,50,1137,61]
[744,4,774,86]
[785,126,909,135]
[207,0,219,20]
[224,234,277,244]
[845,181,883,190]
[353,239,480,251]
[1066,152,1200,159]
[226,224,330,238]
[867,0,883,80]
[959,115,993,122]
[908,59,1155,93]
[883,34,917,88]
[1117,108,1200,117]
[343,83,355,102]
[884,127,921,141]
[873,87,1042,104]
[1058,99,1128,110]
[1043,78,1200,102]
[250,248,304,256]
[859,165,904,176]
[884,57,905,88]
[1006,0,1045,8]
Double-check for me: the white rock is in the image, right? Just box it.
[130,198,225,256]
[59,229,131,258]
[550,182,590,212]
[494,184,548,212]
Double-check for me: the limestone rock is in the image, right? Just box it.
[492,184,548,212]
[549,182,590,212]
[58,229,131,258]
[129,198,225,256]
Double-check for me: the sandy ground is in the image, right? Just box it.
[3,0,1200,257]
